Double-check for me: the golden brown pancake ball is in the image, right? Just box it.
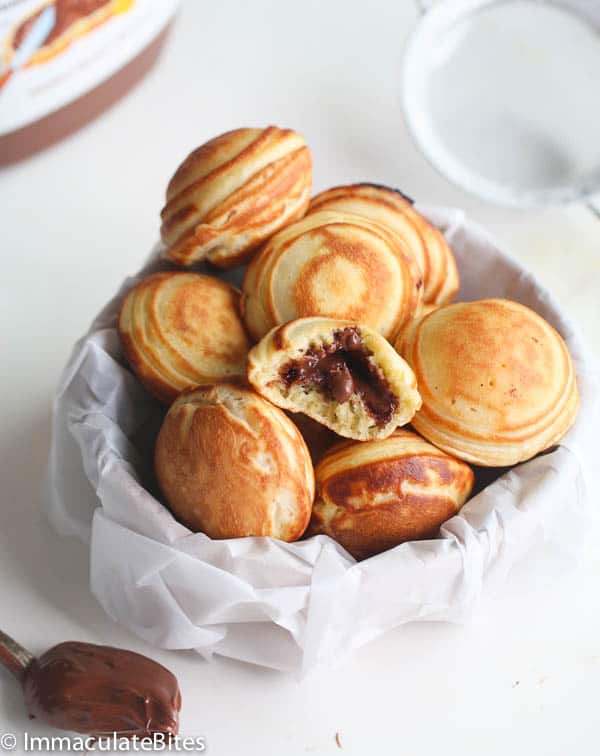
[308,183,459,305]
[155,382,315,541]
[118,272,250,404]
[160,126,312,269]
[308,429,474,560]
[399,299,579,466]
[241,210,422,342]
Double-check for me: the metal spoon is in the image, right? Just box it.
[0,629,34,682]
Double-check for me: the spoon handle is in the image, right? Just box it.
[0,630,34,682]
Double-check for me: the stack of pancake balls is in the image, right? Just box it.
[118,126,579,560]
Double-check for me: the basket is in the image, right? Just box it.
[44,207,600,674]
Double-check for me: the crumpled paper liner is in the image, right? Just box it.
[44,207,600,675]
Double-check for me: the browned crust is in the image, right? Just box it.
[398,299,579,466]
[118,324,180,404]
[117,271,249,405]
[241,212,421,342]
[406,300,575,441]
[160,127,312,269]
[154,383,315,541]
[118,272,179,404]
[209,145,312,269]
[164,127,279,211]
[309,183,459,305]
[309,488,460,561]
[308,431,474,560]
[163,145,312,268]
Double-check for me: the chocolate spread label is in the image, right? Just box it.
[0,0,179,134]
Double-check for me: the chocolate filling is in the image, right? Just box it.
[22,641,181,737]
[14,0,111,50]
[280,327,398,427]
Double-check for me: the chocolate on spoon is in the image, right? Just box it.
[0,629,181,738]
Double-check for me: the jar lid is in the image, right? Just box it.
[0,0,180,136]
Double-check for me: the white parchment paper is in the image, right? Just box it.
[44,208,600,674]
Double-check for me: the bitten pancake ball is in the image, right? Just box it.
[247,317,421,441]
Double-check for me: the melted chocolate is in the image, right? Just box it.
[280,327,398,426]
[22,642,181,738]
[14,0,111,50]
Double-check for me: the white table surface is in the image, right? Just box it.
[1,1,600,754]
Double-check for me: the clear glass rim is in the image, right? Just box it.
[401,0,600,208]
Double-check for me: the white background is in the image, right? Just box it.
[1,1,600,754]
